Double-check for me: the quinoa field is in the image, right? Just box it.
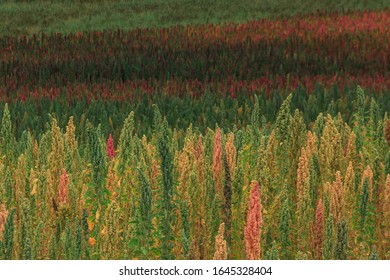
[0,4,389,260]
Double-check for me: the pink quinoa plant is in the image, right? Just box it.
[245,180,263,260]
[107,133,116,159]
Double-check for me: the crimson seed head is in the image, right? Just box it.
[107,133,116,159]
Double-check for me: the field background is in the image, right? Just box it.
[0,0,389,36]
[0,0,389,261]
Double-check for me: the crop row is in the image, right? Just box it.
[0,11,388,94]
[0,84,388,141]
[0,87,389,259]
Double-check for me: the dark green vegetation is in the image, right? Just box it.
[0,0,389,36]
[1,87,389,143]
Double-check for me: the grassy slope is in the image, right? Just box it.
[0,0,389,36]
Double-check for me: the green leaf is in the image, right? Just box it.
[128,238,139,249]
[150,247,161,257]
